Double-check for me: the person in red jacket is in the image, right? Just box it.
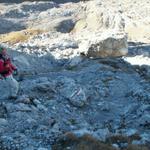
[0,47,19,99]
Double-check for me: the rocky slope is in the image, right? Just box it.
[0,0,150,150]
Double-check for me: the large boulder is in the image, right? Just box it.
[84,33,128,58]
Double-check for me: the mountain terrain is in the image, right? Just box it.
[0,0,150,149]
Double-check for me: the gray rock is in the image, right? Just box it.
[0,118,8,125]
[140,133,150,143]
[38,148,49,150]
[16,95,31,104]
[73,128,93,137]
[124,129,138,136]
[69,56,83,66]
[6,103,32,113]
[23,146,35,150]
[33,99,41,105]
[37,104,48,112]
[112,143,119,149]
[94,128,110,141]
[33,82,55,93]
[55,18,75,33]
[57,77,87,107]
[132,140,142,145]
[98,102,110,112]
[139,114,150,127]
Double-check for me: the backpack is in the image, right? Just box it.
[0,55,9,76]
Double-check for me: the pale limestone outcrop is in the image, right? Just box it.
[71,1,127,57]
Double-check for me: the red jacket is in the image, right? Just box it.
[0,58,17,77]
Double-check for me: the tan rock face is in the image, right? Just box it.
[125,20,150,43]
[71,19,87,33]
[72,1,127,58]
[73,1,125,33]
[85,34,128,58]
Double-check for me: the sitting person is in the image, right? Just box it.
[0,46,19,99]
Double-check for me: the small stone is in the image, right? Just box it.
[16,95,31,104]
[120,142,128,148]
[132,140,142,145]
[0,118,8,125]
[38,148,48,150]
[33,99,41,105]
[112,144,119,148]
[37,104,48,112]
[124,129,138,136]
[139,114,150,127]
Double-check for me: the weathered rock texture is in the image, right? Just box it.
[82,34,128,58]
[71,1,128,57]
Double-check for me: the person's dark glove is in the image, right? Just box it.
[14,69,18,76]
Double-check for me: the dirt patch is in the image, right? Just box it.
[52,133,149,150]
[0,28,46,44]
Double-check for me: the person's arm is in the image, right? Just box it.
[10,63,17,71]
[9,61,18,75]
[5,58,17,71]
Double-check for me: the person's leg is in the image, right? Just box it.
[11,75,19,97]
[5,75,19,98]
[5,76,11,97]
[0,78,8,99]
